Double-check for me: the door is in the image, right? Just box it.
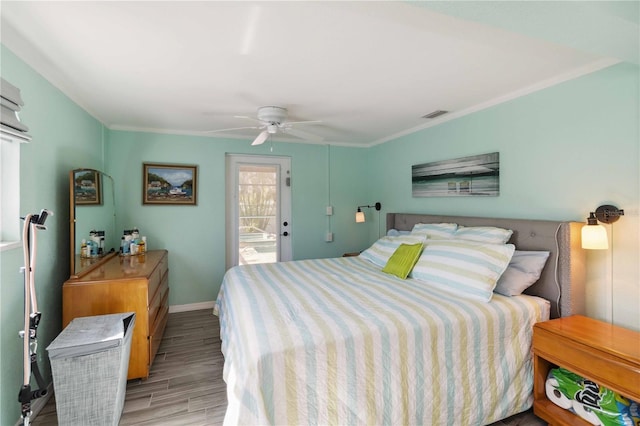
[226,154,292,269]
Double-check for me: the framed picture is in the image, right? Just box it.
[74,169,102,205]
[412,152,500,197]
[143,163,198,205]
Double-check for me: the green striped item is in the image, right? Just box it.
[412,239,515,302]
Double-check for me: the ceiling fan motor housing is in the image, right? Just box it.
[258,106,288,125]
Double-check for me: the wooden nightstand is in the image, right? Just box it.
[532,315,640,426]
[342,252,360,257]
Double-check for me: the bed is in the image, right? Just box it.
[215,213,586,425]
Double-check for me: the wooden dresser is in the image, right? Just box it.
[533,315,640,425]
[62,250,169,380]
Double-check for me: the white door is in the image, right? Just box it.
[226,154,292,269]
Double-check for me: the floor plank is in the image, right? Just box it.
[32,309,545,425]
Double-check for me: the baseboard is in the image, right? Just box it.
[15,382,54,426]
[168,301,215,313]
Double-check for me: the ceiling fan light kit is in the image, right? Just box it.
[257,106,287,124]
[208,105,323,146]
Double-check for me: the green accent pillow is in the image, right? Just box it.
[382,243,424,279]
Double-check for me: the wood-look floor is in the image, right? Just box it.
[32,309,545,425]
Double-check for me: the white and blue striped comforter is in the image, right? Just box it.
[215,256,549,426]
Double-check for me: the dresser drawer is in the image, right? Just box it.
[148,266,162,303]
[148,253,168,301]
[149,273,169,329]
[159,254,168,277]
[149,296,169,364]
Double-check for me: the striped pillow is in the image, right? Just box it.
[411,239,515,302]
[410,222,458,239]
[359,235,425,268]
[454,226,513,244]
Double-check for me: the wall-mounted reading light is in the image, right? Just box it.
[581,204,624,325]
[355,202,381,223]
[581,204,624,250]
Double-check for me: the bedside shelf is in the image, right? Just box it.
[342,252,360,257]
[532,315,640,426]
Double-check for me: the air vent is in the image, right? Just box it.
[422,110,448,119]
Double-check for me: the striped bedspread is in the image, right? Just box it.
[215,256,550,425]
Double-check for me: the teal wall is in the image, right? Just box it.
[2,43,639,424]
[1,44,370,422]
[107,131,370,306]
[368,62,640,330]
[0,45,106,424]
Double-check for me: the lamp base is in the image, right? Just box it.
[595,205,624,224]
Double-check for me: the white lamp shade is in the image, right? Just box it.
[355,211,365,223]
[581,224,608,249]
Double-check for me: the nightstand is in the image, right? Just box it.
[532,315,640,426]
[342,252,360,257]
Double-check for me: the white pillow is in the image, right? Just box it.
[454,226,513,244]
[386,228,412,237]
[410,223,458,239]
[411,239,515,302]
[494,250,550,296]
[359,235,425,268]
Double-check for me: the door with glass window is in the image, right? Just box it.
[225,155,292,268]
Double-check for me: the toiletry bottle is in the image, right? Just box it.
[139,236,146,254]
[124,230,133,255]
[81,239,88,258]
[98,231,105,256]
[90,230,100,256]
[121,236,130,255]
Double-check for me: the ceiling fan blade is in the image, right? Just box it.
[234,115,264,124]
[204,125,259,134]
[285,120,322,126]
[285,127,324,142]
[251,130,270,146]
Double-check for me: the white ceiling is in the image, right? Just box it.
[1,1,637,147]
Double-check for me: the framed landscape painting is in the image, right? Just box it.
[143,163,198,205]
[74,169,102,205]
[412,152,500,197]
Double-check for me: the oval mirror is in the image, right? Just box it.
[69,168,117,277]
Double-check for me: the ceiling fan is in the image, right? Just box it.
[206,106,323,145]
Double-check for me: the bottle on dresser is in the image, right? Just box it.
[138,236,146,254]
[130,228,140,255]
[121,230,131,256]
[80,239,89,258]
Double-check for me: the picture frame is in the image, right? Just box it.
[412,152,500,197]
[143,163,198,205]
[74,169,102,205]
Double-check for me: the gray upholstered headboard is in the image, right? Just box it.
[387,213,586,319]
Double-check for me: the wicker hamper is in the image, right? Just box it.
[47,312,135,426]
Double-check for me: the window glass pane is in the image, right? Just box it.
[238,165,277,265]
